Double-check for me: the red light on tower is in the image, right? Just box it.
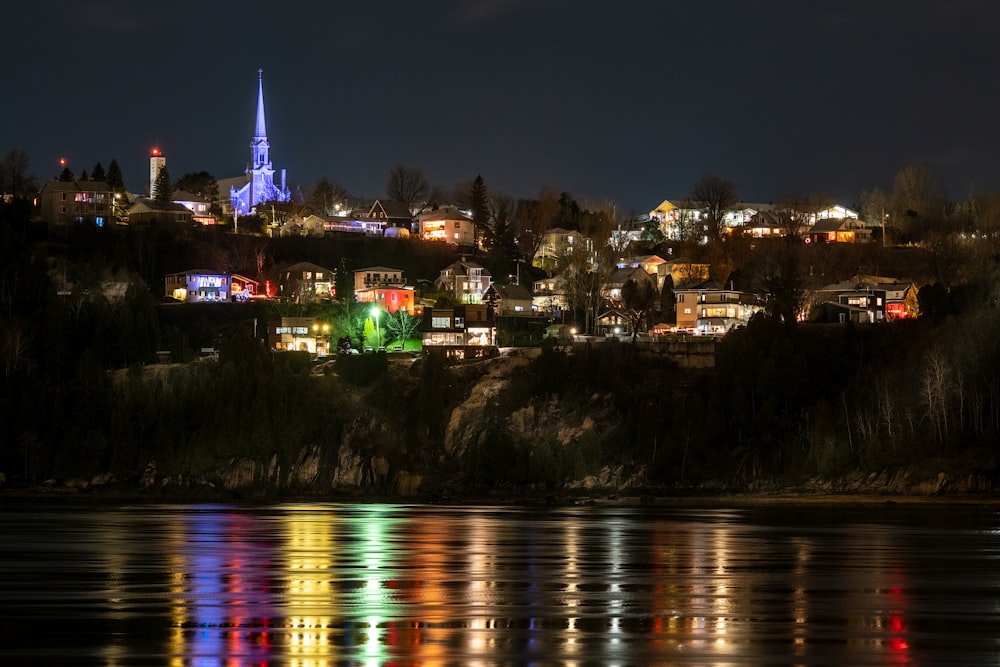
[151,147,161,157]
[59,157,67,166]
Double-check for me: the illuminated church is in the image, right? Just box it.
[229,69,290,216]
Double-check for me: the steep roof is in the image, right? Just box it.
[127,198,192,214]
[370,199,413,220]
[416,206,471,222]
[280,261,336,275]
[487,283,533,300]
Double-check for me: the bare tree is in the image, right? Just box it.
[891,162,948,239]
[0,149,36,197]
[861,187,890,243]
[308,177,349,215]
[690,174,738,242]
[559,244,614,334]
[620,278,658,342]
[386,165,429,212]
[513,188,560,265]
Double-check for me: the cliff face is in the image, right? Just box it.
[19,348,999,501]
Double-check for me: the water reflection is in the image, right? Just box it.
[2,502,1000,664]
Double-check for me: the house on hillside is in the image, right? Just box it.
[126,199,194,225]
[37,179,114,226]
[806,218,872,244]
[275,262,335,303]
[164,269,232,303]
[354,266,414,314]
[604,266,657,302]
[809,287,887,324]
[368,199,413,235]
[533,274,569,317]
[436,258,492,304]
[674,280,763,333]
[484,283,534,316]
[851,276,917,319]
[809,280,897,323]
[420,303,497,359]
[172,190,215,225]
[416,206,475,245]
[533,228,593,271]
[266,316,331,356]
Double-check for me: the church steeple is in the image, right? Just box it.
[230,68,290,217]
[255,68,267,140]
[251,68,270,169]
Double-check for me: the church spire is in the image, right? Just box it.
[255,68,267,140]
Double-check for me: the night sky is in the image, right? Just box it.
[3,0,998,214]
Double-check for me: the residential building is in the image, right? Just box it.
[416,206,475,245]
[354,266,406,291]
[674,280,763,333]
[37,179,114,226]
[484,283,534,316]
[164,269,232,303]
[533,227,592,270]
[275,261,335,303]
[172,190,215,225]
[368,199,414,235]
[604,266,657,302]
[354,266,414,314]
[436,258,492,304]
[420,304,497,359]
[267,316,331,356]
[533,274,569,316]
[809,280,896,323]
[124,199,194,225]
[806,218,872,244]
[851,276,917,319]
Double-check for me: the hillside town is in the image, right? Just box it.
[2,71,1000,500]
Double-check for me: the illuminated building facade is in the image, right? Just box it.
[164,269,231,303]
[420,304,497,359]
[162,269,257,303]
[267,316,331,355]
[37,179,113,226]
[230,69,291,216]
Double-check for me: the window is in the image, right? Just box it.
[432,316,450,329]
[454,221,460,228]
[454,317,465,328]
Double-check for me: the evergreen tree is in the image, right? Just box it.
[80,170,89,181]
[58,166,74,182]
[105,159,126,192]
[335,257,354,308]
[91,162,106,182]
[153,166,173,203]
[659,274,676,325]
[469,174,490,249]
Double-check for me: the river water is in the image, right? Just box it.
[0,499,998,665]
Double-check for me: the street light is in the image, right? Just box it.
[371,305,381,349]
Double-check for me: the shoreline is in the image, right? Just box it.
[2,482,999,507]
